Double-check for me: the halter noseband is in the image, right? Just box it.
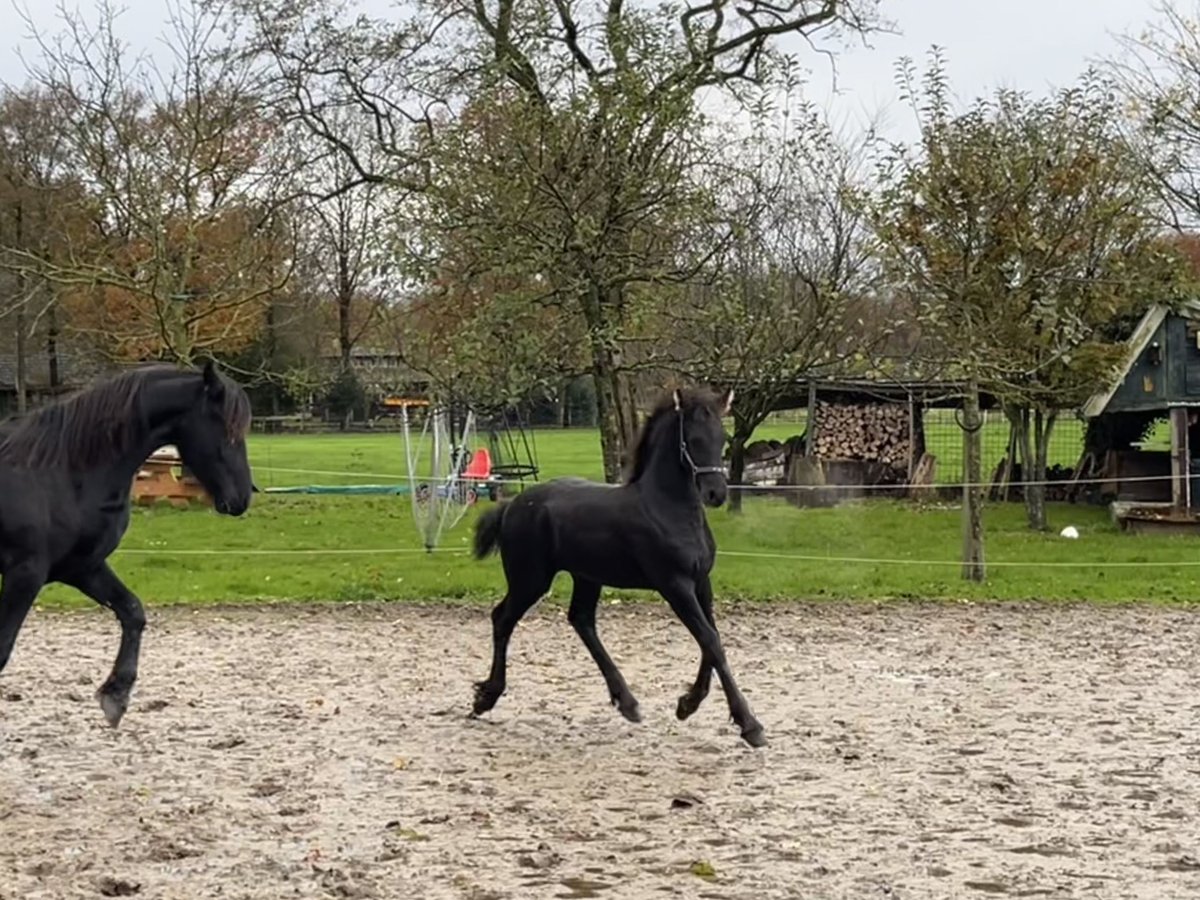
[675,399,726,482]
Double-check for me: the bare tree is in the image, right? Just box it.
[679,95,884,511]
[1111,1,1200,228]
[0,87,81,411]
[11,0,293,365]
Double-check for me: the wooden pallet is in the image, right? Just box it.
[132,447,211,508]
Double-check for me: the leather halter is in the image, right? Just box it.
[676,408,726,482]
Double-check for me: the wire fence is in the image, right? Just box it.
[759,404,1086,487]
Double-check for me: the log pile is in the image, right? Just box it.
[811,402,913,469]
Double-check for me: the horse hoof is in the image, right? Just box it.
[740,725,768,748]
[618,701,641,724]
[472,681,499,716]
[676,695,699,721]
[97,689,129,728]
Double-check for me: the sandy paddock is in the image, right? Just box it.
[2,600,1200,899]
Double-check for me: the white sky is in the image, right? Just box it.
[0,0,1162,143]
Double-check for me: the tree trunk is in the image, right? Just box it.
[46,299,60,389]
[583,283,637,482]
[14,201,27,415]
[961,382,985,582]
[338,295,352,371]
[1025,409,1056,531]
[556,378,568,428]
[726,422,752,514]
[1008,405,1033,512]
[15,302,27,415]
[591,355,637,483]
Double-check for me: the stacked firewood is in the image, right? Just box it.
[811,401,912,468]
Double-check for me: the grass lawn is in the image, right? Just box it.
[34,492,1200,610]
[29,422,1198,610]
[249,414,1089,490]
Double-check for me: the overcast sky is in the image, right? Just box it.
[0,0,1161,142]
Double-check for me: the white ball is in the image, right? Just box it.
[1059,525,1079,539]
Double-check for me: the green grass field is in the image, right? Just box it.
[29,421,1200,610]
[250,410,1092,490]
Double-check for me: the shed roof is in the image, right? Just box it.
[1081,299,1200,419]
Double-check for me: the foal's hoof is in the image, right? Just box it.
[614,698,641,723]
[740,724,768,748]
[97,689,129,728]
[676,694,701,721]
[472,681,500,717]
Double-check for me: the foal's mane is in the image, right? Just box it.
[0,364,250,470]
[623,387,723,485]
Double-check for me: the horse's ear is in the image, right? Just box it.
[721,388,734,415]
[202,359,224,400]
[673,388,682,412]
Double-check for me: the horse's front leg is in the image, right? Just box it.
[568,576,641,722]
[676,570,715,722]
[63,563,146,727]
[0,559,49,675]
[660,574,766,748]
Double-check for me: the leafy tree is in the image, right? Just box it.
[237,0,881,481]
[870,52,1185,578]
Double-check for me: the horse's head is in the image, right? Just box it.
[169,361,254,516]
[673,386,734,508]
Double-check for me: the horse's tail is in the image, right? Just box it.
[473,502,508,560]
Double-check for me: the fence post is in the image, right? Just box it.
[805,381,818,458]
[1170,406,1189,510]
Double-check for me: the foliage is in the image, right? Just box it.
[875,55,1181,407]
[11,0,293,365]
[870,51,1189,538]
[325,366,369,423]
[236,0,882,479]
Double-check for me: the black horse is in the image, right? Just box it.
[472,386,766,747]
[0,361,253,726]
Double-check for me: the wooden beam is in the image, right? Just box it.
[804,382,818,458]
[906,394,916,480]
[1170,407,1189,510]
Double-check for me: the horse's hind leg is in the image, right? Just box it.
[676,571,715,722]
[62,564,146,728]
[0,560,48,675]
[473,569,550,716]
[660,576,766,748]
[568,576,640,723]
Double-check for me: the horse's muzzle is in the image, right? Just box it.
[215,494,251,516]
[699,475,728,508]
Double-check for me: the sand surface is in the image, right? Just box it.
[2,599,1200,899]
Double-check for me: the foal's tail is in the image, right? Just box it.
[473,502,508,560]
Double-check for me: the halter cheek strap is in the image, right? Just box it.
[677,410,726,481]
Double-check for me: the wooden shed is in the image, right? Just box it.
[1082,299,1200,531]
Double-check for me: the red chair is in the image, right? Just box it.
[462,446,492,481]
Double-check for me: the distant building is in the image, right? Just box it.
[320,347,428,396]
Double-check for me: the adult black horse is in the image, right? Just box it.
[0,361,253,727]
[472,386,766,747]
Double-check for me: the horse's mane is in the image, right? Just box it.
[623,386,723,485]
[0,364,251,470]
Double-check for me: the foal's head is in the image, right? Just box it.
[627,386,734,506]
[167,361,254,516]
